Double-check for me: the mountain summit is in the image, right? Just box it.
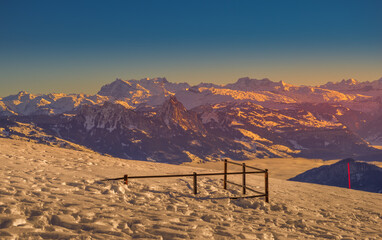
[159,96,206,133]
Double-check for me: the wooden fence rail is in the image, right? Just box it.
[101,159,269,202]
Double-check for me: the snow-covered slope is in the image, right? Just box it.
[175,86,297,109]
[174,77,375,111]
[193,101,374,159]
[319,78,382,108]
[0,118,93,152]
[1,138,381,239]
[317,78,382,113]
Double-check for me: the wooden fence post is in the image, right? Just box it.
[242,163,246,195]
[265,169,269,203]
[124,175,128,185]
[224,159,227,189]
[193,172,197,195]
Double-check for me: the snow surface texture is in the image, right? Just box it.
[1,138,382,239]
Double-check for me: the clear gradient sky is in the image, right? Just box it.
[1,0,381,97]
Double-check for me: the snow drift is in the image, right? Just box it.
[1,138,381,239]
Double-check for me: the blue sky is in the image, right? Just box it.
[1,0,381,96]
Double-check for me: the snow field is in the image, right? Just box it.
[1,138,382,239]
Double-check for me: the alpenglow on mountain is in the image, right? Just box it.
[1,77,382,163]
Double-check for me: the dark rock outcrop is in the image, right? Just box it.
[289,158,382,193]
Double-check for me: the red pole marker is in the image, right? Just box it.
[347,162,351,189]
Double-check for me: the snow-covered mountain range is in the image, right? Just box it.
[1,77,382,163]
[2,77,382,116]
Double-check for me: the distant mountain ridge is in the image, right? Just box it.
[320,77,382,93]
[0,91,108,116]
[1,76,382,163]
[2,76,382,116]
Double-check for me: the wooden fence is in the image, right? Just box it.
[102,159,269,202]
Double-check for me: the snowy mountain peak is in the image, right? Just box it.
[341,78,359,85]
[144,77,168,84]
[97,77,190,107]
[17,90,30,96]
[322,78,359,87]
[3,91,35,101]
[234,77,273,86]
[319,78,362,92]
[319,77,382,96]
[224,77,293,92]
[98,78,148,99]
